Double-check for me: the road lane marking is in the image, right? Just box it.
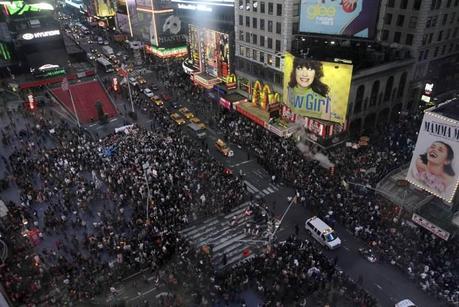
[342,246,350,251]
[229,159,255,167]
[267,187,275,193]
[375,283,383,290]
[262,188,270,194]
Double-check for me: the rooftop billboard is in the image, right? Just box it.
[299,0,380,39]
[406,112,459,203]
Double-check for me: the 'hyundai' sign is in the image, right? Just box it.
[22,30,60,40]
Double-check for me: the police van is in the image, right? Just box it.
[305,216,341,249]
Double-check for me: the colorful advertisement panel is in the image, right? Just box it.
[299,0,380,39]
[282,53,352,124]
[406,112,459,203]
[94,0,116,17]
[188,25,230,78]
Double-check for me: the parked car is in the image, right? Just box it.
[128,77,138,87]
[143,88,154,98]
[214,139,233,157]
[137,76,147,85]
[170,113,186,125]
[179,107,194,119]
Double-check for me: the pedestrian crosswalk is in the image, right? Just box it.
[180,202,266,271]
[243,180,280,199]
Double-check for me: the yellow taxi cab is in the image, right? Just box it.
[179,107,194,119]
[170,113,186,125]
[137,76,147,85]
[214,139,234,157]
[190,117,206,129]
[150,96,164,107]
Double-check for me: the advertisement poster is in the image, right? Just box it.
[299,0,380,39]
[406,112,459,203]
[154,13,187,48]
[94,0,116,17]
[188,25,200,69]
[282,53,352,124]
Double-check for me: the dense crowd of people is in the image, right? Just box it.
[0,58,457,307]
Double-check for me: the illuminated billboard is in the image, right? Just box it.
[299,0,380,39]
[94,0,116,17]
[3,1,54,16]
[188,25,231,79]
[154,13,187,48]
[282,53,352,124]
[406,112,459,203]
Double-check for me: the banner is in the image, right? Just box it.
[154,13,187,48]
[406,112,459,203]
[282,53,352,124]
[299,0,380,39]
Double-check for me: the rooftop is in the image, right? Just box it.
[430,98,459,121]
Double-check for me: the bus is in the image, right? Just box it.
[97,57,113,72]
[31,64,65,79]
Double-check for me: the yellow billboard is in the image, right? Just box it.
[283,53,353,124]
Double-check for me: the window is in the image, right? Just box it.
[388,0,395,7]
[246,32,250,43]
[246,0,251,10]
[394,32,401,43]
[384,76,394,101]
[422,34,428,45]
[446,29,451,39]
[442,14,448,25]
[246,47,251,58]
[239,0,243,10]
[239,15,243,26]
[276,22,281,34]
[239,30,244,41]
[268,37,273,49]
[441,45,446,55]
[268,2,273,15]
[436,0,442,9]
[431,0,436,9]
[260,1,265,13]
[418,50,424,60]
[381,30,389,40]
[253,0,258,12]
[434,46,439,57]
[246,16,250,27]
[397,73,407,98]
[253,17,258,29]
[413,0,422,10]
[267,54,273,65]
[293,3,300,17]
[268,20,273,32]
[450,12,456,24]
[260,19,265,30]
[354,85,365,114]
[292,22,299,34]
[406,34,414,45]
[432,16,438,27]
[260,51,265,63]
[428,33,433,43]
[275,39,281,52]
[370,81,380,106]
[409,16,418,28]
[384,13,393,25]
[260,35,265,47]
[447,0,452,7]
[275,57,280,68]
[424,49,429,60]
[396,15,405,26]
[239,45,245,56]
[253,34,257,45]
[252,49,257,60]
[438,31,443,41]
[276,3,282,16]
[400,0,408,9]
[426,17,432,28]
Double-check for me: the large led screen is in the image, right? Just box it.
[282,53,352,124]
[154,12,187,48]
[299,0,380,39]
[406,112,459,203]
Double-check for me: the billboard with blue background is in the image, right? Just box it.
[299,0,380,39]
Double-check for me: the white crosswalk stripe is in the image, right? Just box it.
[243,180,280,198]
[180,202,263,270]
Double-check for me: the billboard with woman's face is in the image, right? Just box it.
[406,112,459,203]
[282,53,352,124]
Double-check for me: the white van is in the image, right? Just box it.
[305,216,341,249]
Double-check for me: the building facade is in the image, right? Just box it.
[378,0,459,97]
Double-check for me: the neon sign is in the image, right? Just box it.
[22,30,60,40]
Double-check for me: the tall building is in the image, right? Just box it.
[233,0,415,141]
[378,0,459,97]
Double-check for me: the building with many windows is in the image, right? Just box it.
[378,0,459,97]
